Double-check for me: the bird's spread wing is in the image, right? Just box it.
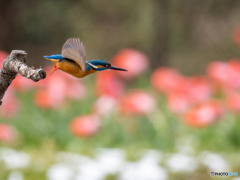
[62,38,87,72]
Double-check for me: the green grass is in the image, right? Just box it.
[2,86,240,153]
[0,76,240,179]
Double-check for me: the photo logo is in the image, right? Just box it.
[210,171,215,177]
[210,171,238,177]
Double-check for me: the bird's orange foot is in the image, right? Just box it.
[50,64,59,75]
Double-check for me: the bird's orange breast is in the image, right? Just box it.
[55,60,96,78]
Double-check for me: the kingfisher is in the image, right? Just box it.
[44,38,127,78]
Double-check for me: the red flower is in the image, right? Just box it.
[167,91,191,114]
[0,124,16,142]
[121,90,156,115]
[207,61,228,85]
[11,75,36,92]
[151,67,184,94]
[207,59,240,93]
[39,74,67,108]
[183,100,224,128]
[184,76,212,103]
[225,93,240,113]
[93,95,118,116]
[166,76,212,114]
[111,49,149,79]
[69,114,100,138]
[34,90,55,109]
[64,73,86,100]
[95,70,125,99]
[226,59,240,89]
[0,89,19,118]
[66,82,86,100]
[34,66,86,109]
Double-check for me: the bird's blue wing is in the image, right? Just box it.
[62,38,87,72]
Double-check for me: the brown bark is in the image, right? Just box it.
[0,50,46,105]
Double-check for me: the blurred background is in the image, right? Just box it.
[1,0,240,179]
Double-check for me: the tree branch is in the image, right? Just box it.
[0,50,46,105]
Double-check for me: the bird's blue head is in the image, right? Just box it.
[87,60,127,72]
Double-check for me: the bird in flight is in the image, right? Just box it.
[44,38,127,78]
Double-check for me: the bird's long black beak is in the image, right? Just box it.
[109,65,127,71]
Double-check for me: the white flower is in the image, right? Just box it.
[0,148,30,169]
[76,160,106,180]
[56,151,110,180]
[95,148,125,174]
[166,153,197,172]
[119,150,166,180]
[7,171,24,180]
[119,162,167,180]
[47,163,73,180]
[139,150,162,164]
[199,151,230,172]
